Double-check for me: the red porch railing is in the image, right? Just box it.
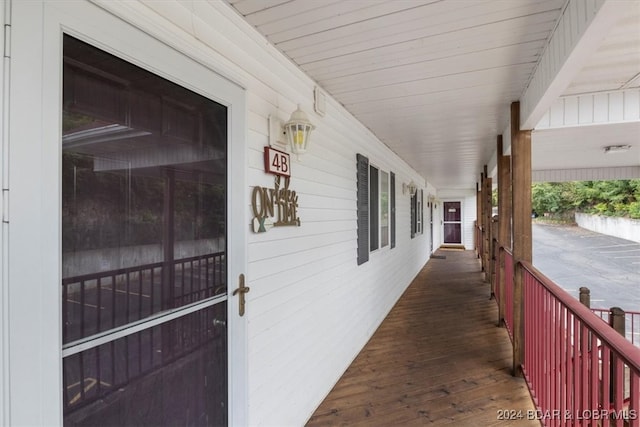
[521,261,640,427]
[592,308,640,348]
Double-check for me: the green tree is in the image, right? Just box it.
[572,180,640,218]
[530,180,640,220]
[531,182,573,215]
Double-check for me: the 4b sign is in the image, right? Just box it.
[264,146,291,177]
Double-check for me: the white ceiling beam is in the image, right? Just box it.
[536,88,640,129]
[532,166,640,183]
[519,0,634,130]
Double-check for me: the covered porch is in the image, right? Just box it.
[307,248,537,426]
[2,1,639,425]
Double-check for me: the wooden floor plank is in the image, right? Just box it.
[306,249,538,426]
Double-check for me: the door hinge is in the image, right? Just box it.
[1,189,7,224]
[2,9,11,58]
[2,2,10,224]
[3,24,9,59]
[3,0,11,58]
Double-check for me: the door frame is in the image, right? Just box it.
[429,200,434,254]
[8,1,247,424]
[442,200,463,245]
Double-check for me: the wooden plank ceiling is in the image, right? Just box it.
[225,0,640,189]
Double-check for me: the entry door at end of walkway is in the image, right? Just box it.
[443,201,462,244]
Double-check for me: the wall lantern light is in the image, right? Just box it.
[284,105,315,156]
[269,105,315,159]
[403,181,417,196]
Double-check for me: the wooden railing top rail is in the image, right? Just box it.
[498,245,513,257]
[519,259,640,373]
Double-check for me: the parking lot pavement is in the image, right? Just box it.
[532,222,640,313]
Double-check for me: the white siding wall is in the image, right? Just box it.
[431,198,442,248]
[0,2,6,424]
[431,199,442,251]
[463,193,478,250]
[94,2,431,426]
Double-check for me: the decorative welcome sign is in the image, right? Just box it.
[252,147,301,233]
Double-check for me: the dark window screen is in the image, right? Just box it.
[61,35,228,426]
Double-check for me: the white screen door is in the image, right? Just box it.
[60,34,231,425]
[7,2,246,424]
[443,201,462,244]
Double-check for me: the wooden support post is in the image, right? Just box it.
[609,307,625,404]
[490,215,498,299]
[579,287,591,351]
[483,165,492,284]
[480,173,486,270]
[476,182,482,258]
[579,287,590,308]
[479,173,485,270]
[610,307,625,337]
[511,101,532,377]
[497,135,511,326]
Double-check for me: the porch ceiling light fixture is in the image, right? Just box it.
[603,144,632,154]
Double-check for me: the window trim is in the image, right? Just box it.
[390,172,396,248]
[356,154,395,265]
[356,154,369,265]
[380,170,390,248]
[369,164,392,252]
[410,187,424,238]
[369,164,379,251]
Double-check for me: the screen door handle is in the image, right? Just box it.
[232,274,250,316]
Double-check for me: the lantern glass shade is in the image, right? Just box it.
[284,105,315,155]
